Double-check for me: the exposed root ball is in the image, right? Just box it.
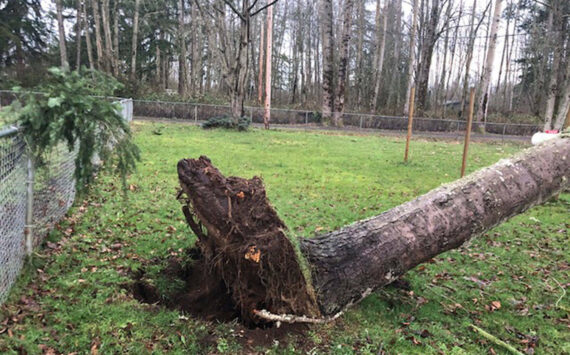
[177,156,319,324]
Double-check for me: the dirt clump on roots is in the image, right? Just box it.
[176,156,320,325]
[132,156,319,327]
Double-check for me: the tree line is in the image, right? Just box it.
[0,0,569,129]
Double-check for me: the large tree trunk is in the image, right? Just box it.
[416,0,442,112]
[75,0,82,70]
[403,0,419,116]
[101,0,114,73]
[130,0,140,79]
[83,0,95,70]
[55,0,69,71]
[372,0,387,113]
[475,0,502,125]
[320,0,334,123]
[178,0,188,97]
[332,0,354,127]
[177,137,569,323]
[91,0,105,71]
[263,0,273,129]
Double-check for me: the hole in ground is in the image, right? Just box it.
[131,247,241,324]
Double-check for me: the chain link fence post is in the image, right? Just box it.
[25,156,34,256]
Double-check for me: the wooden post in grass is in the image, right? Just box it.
[461,88,476,177]
[404,86,415,162]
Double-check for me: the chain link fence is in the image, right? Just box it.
[0,96,132,304]
[132,99,541,137]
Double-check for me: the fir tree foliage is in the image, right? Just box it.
[13,67,140,193]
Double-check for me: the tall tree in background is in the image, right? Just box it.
[130,0,140,79]
[264,0,274,129]
[372,0,387,112]
[319,0,334,121]
[177,0,187,96]
[475,0,502,125]
[332,0,355,126]
[55,0,69,71]
[403,0,418,115]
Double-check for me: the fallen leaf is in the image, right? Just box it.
[245,246,261,263]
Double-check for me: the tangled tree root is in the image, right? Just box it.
[177,156,320,325]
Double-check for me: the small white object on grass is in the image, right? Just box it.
[531,132,560,145]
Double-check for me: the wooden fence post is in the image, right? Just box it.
[404,86,416,162]
[461,88,476,177]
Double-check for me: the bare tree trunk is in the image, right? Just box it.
[319,0,334,122]
[257,23,265,104]
[112,0,119,76]
[372,0,387,113]
[178,0,188,96]
[177,137,570,322]
[101,0,114,73]
[75,0,82,69]
[332,0,355,127]
[553,56,570,130]
[416,0,443,112]
[543,3,563,131]
[404,0,419,115]
[495,3,510,97]
[55,0,69,71]
[156,32,162,87]
[83,1,95,70]
[91,0,104,71]
[387,0,403,111]
[130,0,140,79]
[355,0,365,109]
[437,0,453,116]
[475,0,502,125]
[264,0,273,129]
[503,5,518,110]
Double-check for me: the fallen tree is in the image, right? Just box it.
[176,137,569,324]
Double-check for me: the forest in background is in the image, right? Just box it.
[1,0,569,129]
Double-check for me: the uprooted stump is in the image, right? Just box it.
[176,137,569,325]
[177,157,320,324]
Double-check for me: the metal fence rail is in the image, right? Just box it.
[131,99,541,137]
[0,98,132,304]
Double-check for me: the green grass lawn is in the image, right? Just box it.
[1,121,568,354]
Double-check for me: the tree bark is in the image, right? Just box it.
[75,0,82,69]
[83,0,95,70]
[319,0,334,122]
[177,137,569,322]
[112,0,119,76]
[404,0,419,116]
[101,0,114,73]
[91,0,105,71]
[55,0,69,71]
[130,0,140,79]
[475,0,502,125]
[332,0,355,127]
[372,0,387,113]
[543,2,563,131]
[263,0,273,129]
[178,0,188,97]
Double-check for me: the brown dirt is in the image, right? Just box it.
[131,248,240,323]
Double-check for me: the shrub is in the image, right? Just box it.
[201,116,251,131]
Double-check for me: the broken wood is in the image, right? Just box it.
[177,137,569,323]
